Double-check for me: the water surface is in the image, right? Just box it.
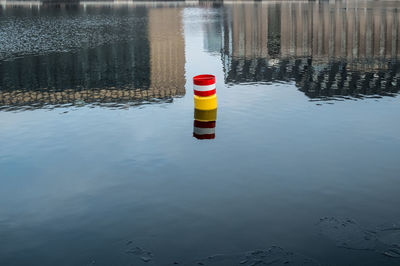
[1,1,400,265]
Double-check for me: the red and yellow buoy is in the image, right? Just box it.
[193,74,217,110]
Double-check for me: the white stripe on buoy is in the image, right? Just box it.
[193,84,216,92]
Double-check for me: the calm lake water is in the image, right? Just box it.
[1,1,400,265]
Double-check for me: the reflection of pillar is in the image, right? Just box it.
[341,9,347,58]
[302,5,309,56]
[359,8,367,58]
[379,9,386,58]
[289,3,295,56]
[365,9,373,58]
[392,9,398,57]
[267,4,281,57]
[317,5,323,56]
[329,9,335,57]
[148,8,185,93]
[223,7,231,57]
[353,7,359,59]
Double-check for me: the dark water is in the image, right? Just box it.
[1,1,400,265]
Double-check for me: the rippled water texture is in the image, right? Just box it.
[0,1,399,265]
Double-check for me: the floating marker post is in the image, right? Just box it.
[193,74,217,110]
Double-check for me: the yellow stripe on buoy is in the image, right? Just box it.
[194,108,217,122]
[194,94,217,110]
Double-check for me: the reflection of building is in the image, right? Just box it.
[222,2,400,60]
[207,2,400,99]
[0,5,185,110]
[280,2,400,59]
[223,56,400,99]
[148,8,186,92]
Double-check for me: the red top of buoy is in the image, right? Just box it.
[193,74,215,86]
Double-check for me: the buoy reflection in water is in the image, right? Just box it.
[193,108,217,140]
